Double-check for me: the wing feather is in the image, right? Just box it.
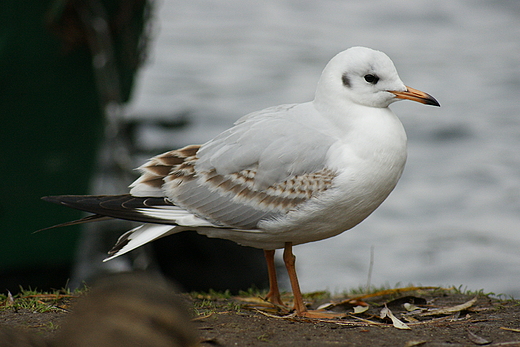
[104,224,177,261]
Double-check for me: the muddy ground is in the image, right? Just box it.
[1,284,520,347]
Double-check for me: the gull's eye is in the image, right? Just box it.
[364,74,379,84]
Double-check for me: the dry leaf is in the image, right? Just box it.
[500,327,520,333]
[403,340,428,347]
[353,305,369,314]
[421,297,477,316]
[235,296,272,304]
[380,305,411,330]
[401,315,420,323]
[325,298,368,311]
[350,286,441,301]
[404,303,420,312]
[316,302,335,310]
[467,329,492,345]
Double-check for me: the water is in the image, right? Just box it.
[126,0,520,296]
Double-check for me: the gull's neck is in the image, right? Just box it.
[312,96,394,135]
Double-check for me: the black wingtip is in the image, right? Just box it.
[35,214,110,233]
[41,195,65,204]
[40,194,177,225]
[41,195,93,204]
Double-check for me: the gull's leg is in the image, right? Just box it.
[282,242,308,315]
[264,249,285,306]
[283,242,346,318]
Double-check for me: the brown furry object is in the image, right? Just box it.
[53,273,198,347]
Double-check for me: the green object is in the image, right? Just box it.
[0,0,148,288]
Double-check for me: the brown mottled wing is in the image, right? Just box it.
[129,144,200,197]
[162,166,337,229]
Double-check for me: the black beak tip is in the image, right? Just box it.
[427,95,441,107]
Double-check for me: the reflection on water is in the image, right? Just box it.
[127,0,520,296]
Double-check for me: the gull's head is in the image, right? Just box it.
[315,46,439,109]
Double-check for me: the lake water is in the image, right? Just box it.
[125,0,520,297]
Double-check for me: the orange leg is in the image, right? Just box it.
[264,249,285,306]
[283,242,346,318]
[282,242,308,315]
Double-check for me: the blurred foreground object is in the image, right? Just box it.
[0,273,199,347]
[54,273,199,347]
[0,329,50,347]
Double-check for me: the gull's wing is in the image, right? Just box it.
[131,103,338,229]
[196,103,335,189]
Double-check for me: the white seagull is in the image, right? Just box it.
[42,47,439,317]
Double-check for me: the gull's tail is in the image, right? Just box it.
[40,194,216,260]
[41,194,180,225]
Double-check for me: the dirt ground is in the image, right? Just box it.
[1,284,520,347]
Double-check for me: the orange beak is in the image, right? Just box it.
[391,86,440,107]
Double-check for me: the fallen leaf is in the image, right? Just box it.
[421,297,478,316]
[403,340,428,347]
[334,315,385,326]
[404,303,421,312]
[353,305,369,314]
[350,286,441,301]
[467,329,492,345]
[380,305,411,330]
[500,327,520,333]
[316,302,334,310]
[235,296,272,304]
[324,298,368,310]
[401,315,420,323]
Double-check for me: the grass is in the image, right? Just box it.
[190,289,244,316]
[191,298,243,316]
[190,288,233,300]
[453,285,520,306]
[0,287,84,313]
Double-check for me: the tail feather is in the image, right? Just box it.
[104,224,178,261]
[41,194,180,225]
[41,194,221,260]
[36,214,111,232]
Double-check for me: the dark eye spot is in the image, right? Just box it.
[342,73,351,87]
[364,74,379,84]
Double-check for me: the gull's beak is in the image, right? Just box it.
[391,86,440,107]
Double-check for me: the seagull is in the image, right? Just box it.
[42,47,439,317]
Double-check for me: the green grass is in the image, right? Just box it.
[0,287,84,313]
[190,289,244,316]
[453,285,520,304]
[190,288,233,300]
